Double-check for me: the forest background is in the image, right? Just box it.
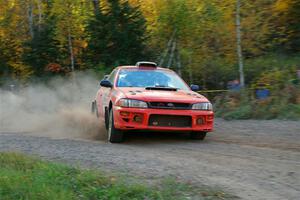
[1,0,299,119]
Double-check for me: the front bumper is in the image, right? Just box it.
[113,106,214,132]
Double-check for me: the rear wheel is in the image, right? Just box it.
[190,131,207,140]
[108,109,124,143]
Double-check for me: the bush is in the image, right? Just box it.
[214,83,300,120]
[222,104,252,120]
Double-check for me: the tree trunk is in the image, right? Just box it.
[37,0,43,33]
[68,28,75,72]
[188,57,193,84]
[93,0,100,15]
[175,48,182,77]
[236,0,245,87]
[159,29,176,66]
[167,40,176,68]
[27,1,34,38]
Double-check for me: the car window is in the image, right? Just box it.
[116,69,190,90]
[108,69,118,84]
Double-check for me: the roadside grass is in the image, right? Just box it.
[0,152,236,200]
[215,99,300,120]
[217,103,300,120]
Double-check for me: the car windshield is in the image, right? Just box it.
[116,69,190,90]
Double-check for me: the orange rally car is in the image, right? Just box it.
[92,62,214,143]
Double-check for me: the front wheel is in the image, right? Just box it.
[108,109,124,143]
[190,132,207,140]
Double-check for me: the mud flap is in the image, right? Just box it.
[104,107,109,130]
[91,101,96,113]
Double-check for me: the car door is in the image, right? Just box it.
[97,69,118,117]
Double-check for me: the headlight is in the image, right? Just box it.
[191,102,213,111]
[118,99,148,108]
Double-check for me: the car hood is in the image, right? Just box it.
[116,87,209,103]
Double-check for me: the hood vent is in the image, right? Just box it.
[145,87,177,91]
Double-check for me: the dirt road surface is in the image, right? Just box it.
[1,119,299,200]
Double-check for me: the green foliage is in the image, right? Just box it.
[0,152,234,200]
[245,54,300,85]
[214,82,300,120]
[213,54,300,120]
[22,16,62,77]
[270,0,300,52]
[86,0,148,68]
[222,104,252,120]
[0,0,32,83]
[0,0,300,89]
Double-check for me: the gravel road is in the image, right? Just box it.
[1,119,300,200]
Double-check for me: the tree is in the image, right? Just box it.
[271,0,300,52]
[50,0,90,72]
[22,15,62,77]
[22,1,64,77]
[236,0,244,87]
[0,0,32,83]
[87,0,147,67]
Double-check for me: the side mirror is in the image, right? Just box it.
[100,80,113,88]
[190,84,200,92]
[103,75,109,80]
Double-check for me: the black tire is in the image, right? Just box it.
[190,132,207,140]
[108,109,124,143]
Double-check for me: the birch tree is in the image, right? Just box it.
[236,0,245,87]
[51,0,90,72]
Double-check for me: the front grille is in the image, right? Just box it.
[148,115,192,127]
[149,102,191,110]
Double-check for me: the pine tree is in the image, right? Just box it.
[86,7,110,68]
[87,0,147,67]
[22,16,61,77]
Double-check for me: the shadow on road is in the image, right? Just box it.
[122,131,211,145]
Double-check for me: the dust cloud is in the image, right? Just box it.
[0,72,107,140]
